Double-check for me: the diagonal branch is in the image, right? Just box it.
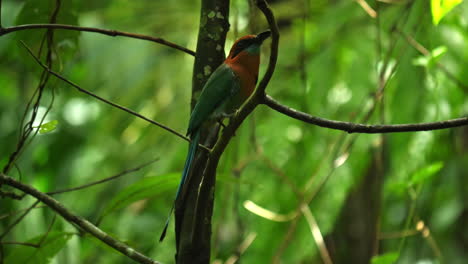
[21,42,210,151]
[0,173,159,264]
[0,24,195,56]
[0,200,39,239]
[395,28,468,93]
[47,159,158,195]
[263,95,468,133]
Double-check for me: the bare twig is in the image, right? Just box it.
[301,205,333,264]
[37,214,57,246]
[47,159,158,195]
[2,11,58,175]
[263,95,468,133]
[396,28,468,92]
[0,200,40,240]
[0,190,23,200]
[0,24,195,56]
[0,205,46,220]
[355,0,377,18]
[0,242,39,248]
[0,173,159,264]
[378,229,419,239]
[21,42,210,151]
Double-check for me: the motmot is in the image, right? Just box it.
[160,31,271,241]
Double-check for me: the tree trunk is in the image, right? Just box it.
[174,1,230,263]
[326,139,387,264]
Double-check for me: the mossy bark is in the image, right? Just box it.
[174,1,230,263]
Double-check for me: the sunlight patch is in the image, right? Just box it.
[63,98,100,126]
[327,82,352,106]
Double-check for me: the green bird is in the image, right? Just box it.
[160,31,271,241]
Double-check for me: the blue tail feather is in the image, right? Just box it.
[159,130,200,242]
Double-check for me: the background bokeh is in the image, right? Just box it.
[1,0,467,263]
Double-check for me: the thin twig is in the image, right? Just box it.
[0,205,46,220]
[378,229,419,239]
[2,17,58,175]
[0,190,23,200]
[0,173,159,264]
[47,159,158,195]
[0,242,39,248]
[20,42,210,151]
[301,205,333,264]
[37,214,57,246]
[263,95,468,133]
[396,28,468,92]
[274,5,430,260]
[0,24,195,56]
[0,200,40,239]
[355,0,377,18]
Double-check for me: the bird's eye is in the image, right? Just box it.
[230,39,254,59]
[238,40,248,48]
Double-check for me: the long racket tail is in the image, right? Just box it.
[159,131,200,242]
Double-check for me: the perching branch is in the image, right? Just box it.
[0,24,195,56]
[0,173,159,264]
[209,0,280,159]
[263,95,468,133]
[174,0,230,262]
[193,2,278,256]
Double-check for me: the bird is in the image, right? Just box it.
[160,30,271,242]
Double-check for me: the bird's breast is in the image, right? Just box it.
[225,57,259,101]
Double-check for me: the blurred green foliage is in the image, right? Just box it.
[1,0,467,263]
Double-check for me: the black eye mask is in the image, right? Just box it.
[230,38,256,59]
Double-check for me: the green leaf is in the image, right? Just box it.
[412,46,447,68]
[38,120,58,134]
[101,173,179,217]
[431,46,448,59]
[431,0,463,25]
[371,252,400,264]
[409,161,444,186]
[412,56,430,67]
[5,232,73,264]
[387,180,408,196]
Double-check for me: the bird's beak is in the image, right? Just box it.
[256,30,271,43]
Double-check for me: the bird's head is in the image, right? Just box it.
[227,30,271,60]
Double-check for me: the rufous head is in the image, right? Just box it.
[227,30,271,60]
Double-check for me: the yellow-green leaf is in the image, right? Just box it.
[431,0,463,25]
[409,161,444,186]
[39,120,58,134]
[412,46,447,68]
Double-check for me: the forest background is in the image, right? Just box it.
[0,0,467,263]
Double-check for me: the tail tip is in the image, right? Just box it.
[159,226,168,242]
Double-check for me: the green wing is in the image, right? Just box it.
[187,64,240,136]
